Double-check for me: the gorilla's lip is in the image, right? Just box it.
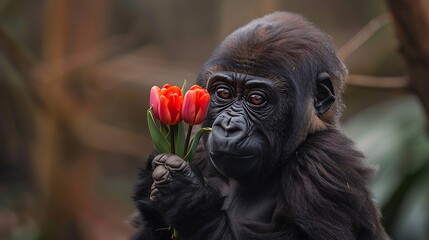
[208,149,256,161]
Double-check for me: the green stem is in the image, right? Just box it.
[184,124,193,155]
[170,125,175,154]
[172,228,179,239]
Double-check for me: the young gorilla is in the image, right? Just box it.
[132,11,389,240]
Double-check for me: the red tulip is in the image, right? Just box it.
[182,85,210,125]
[156,84,183,125]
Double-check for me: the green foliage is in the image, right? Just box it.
[184,127,211,162]
[344,96,429,239]
[147,108,170,153]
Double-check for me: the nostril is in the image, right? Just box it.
[224,125,241,137]
[219,118,245,137]
[220,117,231,130]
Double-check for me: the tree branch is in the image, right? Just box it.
[339,13,391,61]
[347,74,409,89]
[385,0,429,132]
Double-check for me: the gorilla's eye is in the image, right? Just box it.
[216,87,232,99]
[248,93,266,105]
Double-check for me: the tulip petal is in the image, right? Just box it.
[150,86,161,119]
[159,95,171,124]
[182,90,196,124]
[169,93,181,125]
[194,93,210,124]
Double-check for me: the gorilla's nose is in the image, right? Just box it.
[219,116,246,138]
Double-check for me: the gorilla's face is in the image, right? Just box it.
[205,72,282,182]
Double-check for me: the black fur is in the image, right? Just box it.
[132,11,388,240]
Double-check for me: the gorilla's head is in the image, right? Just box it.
[196,12,347,182]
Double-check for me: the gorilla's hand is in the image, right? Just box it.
[150,154,201,212]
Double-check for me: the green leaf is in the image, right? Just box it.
[172,228,179,239]
[147,108,170,153]
[160,123,169,136]
[184,127,212,162]
[174,122,185,158]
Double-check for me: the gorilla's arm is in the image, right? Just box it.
[131,153,172,240]
[145,154,292,240]
[281,130,388,240]
[133,152,308,240]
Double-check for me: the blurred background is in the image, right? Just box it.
[0,0,428,239]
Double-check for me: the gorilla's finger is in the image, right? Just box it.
[164,155,187,173]
[152,165,170,183]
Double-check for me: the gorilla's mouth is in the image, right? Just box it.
[208,149,256,161]
[208,146,258,179]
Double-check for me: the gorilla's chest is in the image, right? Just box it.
[219,179,278,224]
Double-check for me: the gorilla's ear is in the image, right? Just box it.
[314,72,335,115]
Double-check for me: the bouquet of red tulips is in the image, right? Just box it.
[147,82,211,162]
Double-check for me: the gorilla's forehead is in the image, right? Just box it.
[208,71,276,87]
[204,59,293,90]
[208,13,335,81]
